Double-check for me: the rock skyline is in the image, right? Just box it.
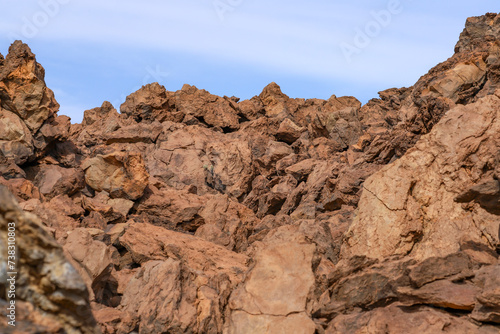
[1,12,500,334]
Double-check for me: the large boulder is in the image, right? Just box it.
[82,151,149,200]
[0,108,34,165]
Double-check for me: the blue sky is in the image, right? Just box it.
[1,1,498,123]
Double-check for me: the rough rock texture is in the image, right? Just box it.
[118,223,248,333]
[0,41,62,165]
[226,227,316,334]
[82,151,149,200]
[0,185,98,333]
[1,13,500,334]
[343,93,500,261]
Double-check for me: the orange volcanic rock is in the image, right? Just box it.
[1,13,500,334]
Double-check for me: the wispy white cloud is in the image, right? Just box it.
[9,0,443,84]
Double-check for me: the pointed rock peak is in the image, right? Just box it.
[1,40,45,83]
[100,101,116,113]
[6,40,36,63]
[259,82,289,100]
[0,40,57,133]
[455,12,500,53]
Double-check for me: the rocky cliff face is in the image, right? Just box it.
[1,12,500,334]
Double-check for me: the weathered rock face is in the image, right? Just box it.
[1,12,500,334]
[226,227,317,334]
[343,92,500,261]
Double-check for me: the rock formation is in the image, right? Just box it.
[0,12,500,334]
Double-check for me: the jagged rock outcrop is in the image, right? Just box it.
[1,12,500,334]
[0,41,64,165]
[226,226,317,334]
